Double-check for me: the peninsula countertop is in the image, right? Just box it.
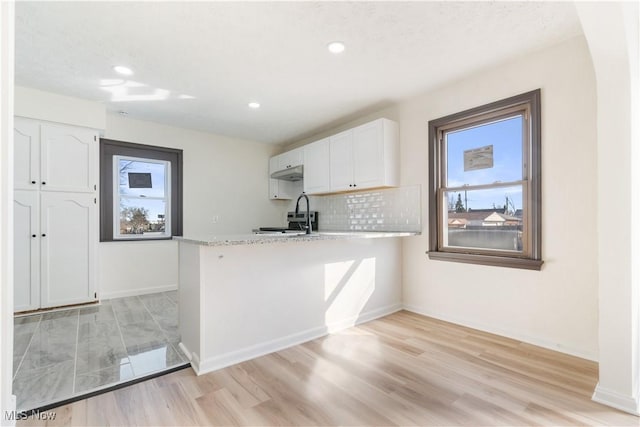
[173,230,420,246]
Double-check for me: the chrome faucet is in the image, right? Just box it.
[295,192,312,234]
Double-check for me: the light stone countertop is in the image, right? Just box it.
[173,231,420,246]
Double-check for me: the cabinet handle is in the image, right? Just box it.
[41,234,46,237]
[31,234,36,238]
[354,184,357,187]
[349,184,353,187]
[31,180,36,184]
[41,181,46,185]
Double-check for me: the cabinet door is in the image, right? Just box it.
[40,192,96,308]
[14,191,40,312]
[14,118,40,191]
[269,156,280,199]
[303,138,330,194]
[353,120,384,188]
[269,155,294,199]
[278,147,303,170]
[40,123,97,193]
[329,130,354,192]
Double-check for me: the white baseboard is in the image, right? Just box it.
[592,383,640,416]
[193,303,402,376]
[100,284,178,300]
[403,304,598,362]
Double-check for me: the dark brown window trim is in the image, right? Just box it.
[427,251,543,271]
[427,89,542,270]
[100,138,183,242]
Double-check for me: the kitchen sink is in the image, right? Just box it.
[287,232,321,238]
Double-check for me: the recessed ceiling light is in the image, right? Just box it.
[327,41,345,54]
[113,65,133,76]
[248,102,260,109]
[178,94,196,99]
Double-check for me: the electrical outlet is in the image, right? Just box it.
[212,215,220,224]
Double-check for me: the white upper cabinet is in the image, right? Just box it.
[14,118,40,191]
[41,123,97,192]
[353,119,386,188]
[277,147,303,170]
[303,138,330,194]
[329,118,399,192]
[14,117,98,193]
[269,156,294,200]
[269,147,303,200]
[329,130,355,192]
[269,118,398,197]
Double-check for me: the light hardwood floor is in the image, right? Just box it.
[19,311,639,426]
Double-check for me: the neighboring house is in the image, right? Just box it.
[448,209,522,228]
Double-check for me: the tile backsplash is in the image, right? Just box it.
[302,185,421,232]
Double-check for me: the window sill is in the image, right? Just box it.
[102,237,175,242]
[427,251,543,271]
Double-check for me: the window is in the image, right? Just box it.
[100,139,182,242]
[428,90,542,270]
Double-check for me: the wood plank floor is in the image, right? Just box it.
[19,311,639,426]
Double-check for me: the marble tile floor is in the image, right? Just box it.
[12,291,188,411]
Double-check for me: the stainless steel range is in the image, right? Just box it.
[255,211,318,234]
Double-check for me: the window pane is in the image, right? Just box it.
[118,159,166,198]
[444,186,523,252]
[446,115,523,187]
[118,198,168,237]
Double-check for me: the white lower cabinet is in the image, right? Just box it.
[40,192,97,308]
[14,191,97,311]
[14,191,40,312]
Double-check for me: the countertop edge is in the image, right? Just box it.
[174,231,421,246]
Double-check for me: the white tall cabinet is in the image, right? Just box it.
[13,117,98,311]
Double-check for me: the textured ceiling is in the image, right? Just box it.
[15,1,582,145]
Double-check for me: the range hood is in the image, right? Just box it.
[271,165,303,181]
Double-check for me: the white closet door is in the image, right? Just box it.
[40,123,97,193]
[14,191,40,312]
[14,118,40,191]
[40,192,96,308]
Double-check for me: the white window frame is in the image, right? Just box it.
[112,155,171,240]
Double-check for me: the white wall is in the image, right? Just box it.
[401,36,599,360]
[100,114,287,298]
[577,2,640,415]
[0,1,16,422]
[15,86,105,130]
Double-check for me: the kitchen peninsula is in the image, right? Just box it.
[175,231,416,375]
